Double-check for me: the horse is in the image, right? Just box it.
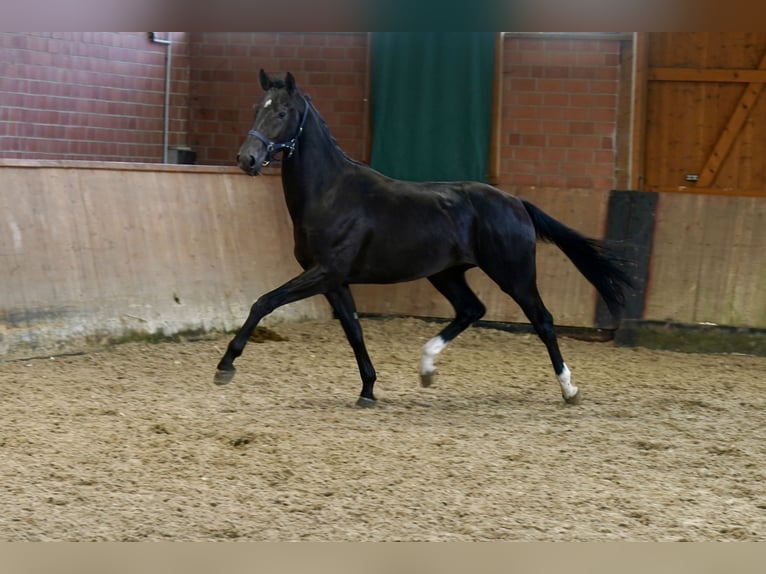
[214,70,632,407]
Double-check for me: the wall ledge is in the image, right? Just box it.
[0,159,279,175]
[504,32,632,41]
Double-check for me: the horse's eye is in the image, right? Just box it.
[278,111,287,119]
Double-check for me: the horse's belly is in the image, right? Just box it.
[347,238,471,283]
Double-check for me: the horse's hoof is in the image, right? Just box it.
[564,389,582,405]
[420,371,437,388]
[355,397,377,408]
[214,369,236,386]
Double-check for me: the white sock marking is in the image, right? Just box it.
[421,336,447,375]
[557,363,578,399]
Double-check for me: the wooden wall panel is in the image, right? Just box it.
[645,192,766,327]
[644,32,766,196]
[4,161,764,360]
[1,161,614,360]
[0,162,331,359]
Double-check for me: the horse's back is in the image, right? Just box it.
[339,167,537,251]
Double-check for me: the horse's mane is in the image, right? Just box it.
[299,89,366,168]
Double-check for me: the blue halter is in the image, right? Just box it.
[247,95,311,166]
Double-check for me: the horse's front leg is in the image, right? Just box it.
[214,265,330,385]
[325,286,377,407]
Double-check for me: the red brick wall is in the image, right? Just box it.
[187,32,368,165]
[0,32,191,162]
[187,31,621,185]
[0,33,622,192]
[500,35,621,190]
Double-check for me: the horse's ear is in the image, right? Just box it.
[259,69,271,91]
[285,72,296,94]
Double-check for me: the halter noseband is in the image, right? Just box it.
[247,95,310,167]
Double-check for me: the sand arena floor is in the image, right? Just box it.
[1,317,765,541]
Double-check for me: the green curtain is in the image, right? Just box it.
[370,32,495,182]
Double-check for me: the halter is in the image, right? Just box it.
[247,95,311,166]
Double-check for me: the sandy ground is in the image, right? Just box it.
[1,317,765,541]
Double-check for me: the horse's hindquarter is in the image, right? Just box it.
[468,185,536,243]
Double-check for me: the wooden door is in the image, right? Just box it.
[643,32,766,197]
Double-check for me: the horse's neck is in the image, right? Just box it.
[280,110,347,220]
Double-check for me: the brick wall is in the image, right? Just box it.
[0,32,622,192]
[187,32,621,183]
[500,35,621,190]
[0,32,191,162]
[187,32,368,165]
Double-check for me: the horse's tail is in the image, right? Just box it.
[521,199,633,318]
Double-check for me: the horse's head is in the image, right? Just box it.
[237,70,309,176]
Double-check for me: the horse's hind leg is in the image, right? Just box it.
[325,286,377,407]
[421,268,486,387]
[512,285,581,404]
[481,254,580,404]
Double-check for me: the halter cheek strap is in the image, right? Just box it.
[247,96,310,166]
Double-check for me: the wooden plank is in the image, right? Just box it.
[629,33,649,190]
[0,158,238,174]
[362,32,372,164]
[0,164,333,359]
[647,186,766,198]
[644,33,702,192]
[487,32,504,185]
[643,72,677,192]
[695,48,766,188]
[719,198,766,326]
[649,67,766,83]
[644,193,707,324]
[691,196,739,323]
[644,192,766,328]
[691,196,766,326]
[614,38,633,189]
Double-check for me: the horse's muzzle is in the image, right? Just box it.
[236,154,262,176]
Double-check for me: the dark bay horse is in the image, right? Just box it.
[215,70,632,406]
